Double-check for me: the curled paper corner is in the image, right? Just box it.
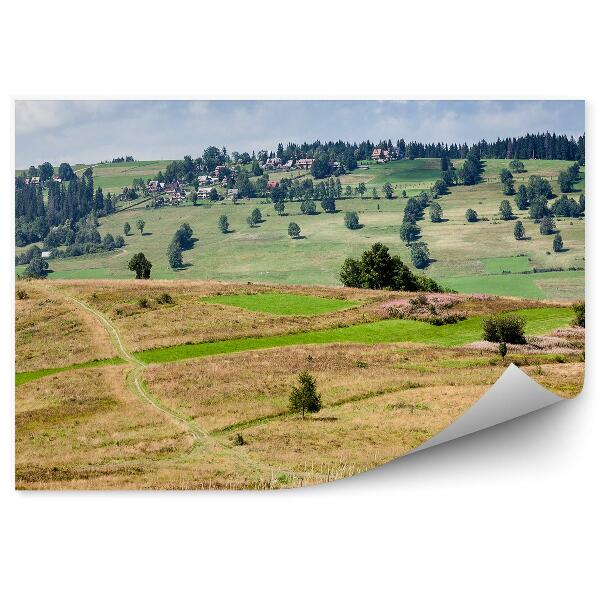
[408,364,565,455]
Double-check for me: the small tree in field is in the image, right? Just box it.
[274,200,285,216]
[539,215,555,235]
[572,301,585,327]
[288,222,301,238]
[136,219,145,235]
[128,252,152,279]
[553,232,563,252]
[429,202,443,223]
[123,222,131,236]
[482,314,526,344]
[289,371,321,418]
[372,188,380,200]
[513,220,526,240]
[218,214,229,233]
[357,182,367,198]
[345,185,353,197]
[465,208,478,222]
[382,182,394,199]
[344,211,360,230]
[499,199,514,220]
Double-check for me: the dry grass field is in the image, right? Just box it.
[15,279,584,490]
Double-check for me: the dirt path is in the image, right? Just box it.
[52,286,325,486]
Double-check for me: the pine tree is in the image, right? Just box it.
[514,220,526,240]
[288,371,321,418]
[553,233,563,252]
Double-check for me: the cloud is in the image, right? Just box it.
[15,100,584,167]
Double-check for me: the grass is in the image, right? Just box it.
[16,159,584,301]
[134,307,573,364]
[201,292,360,315]
[482,256,531,274]
[16,356,125,386]
[439,270,584,300]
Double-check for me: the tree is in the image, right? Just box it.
[209,188,220,202]
[345,185,353,197]
[24,255,48,278]
[123,222,131,236]
[499,199,514,220]
[572,301,585,327]
[357,182,367,198]
[410,241,430,269]
[529,196,548,220]
[399,221,420,244]
[321,197,336,213]
[553,232,563,252]
[247,207,262,227]
[102,233,115,251]
[58,162,74,181]
[382,182,394,199]
[499,168,514,196]
[300,199,316,215]
[513,220,526,240]
[167,240,183,269]
[372,188,380,200]
[516,185,529,210]
[288,222,301,238]
[465,208,478,222]
[310,156,332,179]
[218,214,229,233]
[339,243,442,292]
[136,219,145,235]
[344,211,360,230]
[429,201,443,223]
[39,162,54,182]
[539,215,555,235]
[482,314,526,344]
[128,252,152,279]
[289,371,322,418]
[509,159,525,173]
[274,200,285,216]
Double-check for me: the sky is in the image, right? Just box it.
[15,100,585,168]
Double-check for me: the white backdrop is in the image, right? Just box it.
[1,2,597,598]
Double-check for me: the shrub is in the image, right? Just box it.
[232,433,246,446]
[137,297,150,309]
[499,341,507,358]
[16,289,29,300]
[465,208,478,222]
[553,233,563,252]
[572,301,585,327]
[482,314,527,344]
[156,292,174,305]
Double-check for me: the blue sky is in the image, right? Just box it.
[15,100,584,168]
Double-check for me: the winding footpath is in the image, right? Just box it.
[51,287,327,486]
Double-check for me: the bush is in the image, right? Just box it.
[482,314,527,344]
[156,292,174,305]
[16,289,29,300]
[231,433,246,446]
[137,297,150,309]
[465,208,478,222]
[288,222,301,238]
[572,301,585,327]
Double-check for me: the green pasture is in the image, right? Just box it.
[15,356,125,386]
[134,307,573,364]
[201,292,359,315]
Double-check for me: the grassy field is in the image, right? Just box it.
[16,158,584,301]
[15,279,584,489]
[134,306,573,364]
[78,160,172,194]
[201,292,359,315]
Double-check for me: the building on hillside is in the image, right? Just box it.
[147,180,161,193]
[24,176,41,185]
[214,165,228,177]
[283,160,294,170]
[198,187,215,199]
[227,188,239,199]
[296,158,315,170]
[267,180,278,190]
[41,251,51,258]
[264,157,283,169]
[371,148,390,162]
[198,175,216,185]
[51,175,62,183]
[164,180,183,195]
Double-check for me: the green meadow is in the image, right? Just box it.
[17,158,584,301]
[134,306,573,364]
[201,292,360,315]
